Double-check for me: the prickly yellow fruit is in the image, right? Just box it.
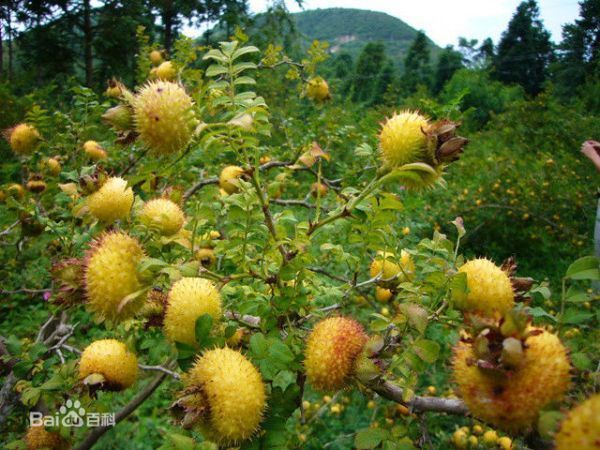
[164,278,222,346]
[87,177,133,223]
[26,178,47,193]
[150,50,163,67]
[453,329,570,431]
[452,429,468,448]
[24,424,68,450]
[219,165,245,194]
[44,157,61,176]
[83,140,107,161]
[306,77,330,102]
[375,287,393,302]
[79,339,138,390]
[482,430,498,446]
[183,348,266,444]
[457,259,514,317]
[7,183,25,200]
[140,198,184,235]
[304,317,367,391]
[6,123,41,155]
[369,250,414,282]
[133,81,197,155]
[555,393,600,450]
[379,111,429,167]
[497,437,512,450]
[85,232,145,321]
[156,61,176,80]
[196,247,216,267]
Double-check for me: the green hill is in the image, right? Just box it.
[292,8,441,65]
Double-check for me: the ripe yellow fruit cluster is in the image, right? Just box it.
[133,81,197,155]
[87,177,133,223]
[139,198,185,236]
[453,328,570,431]
[304,317,367,391]
[457,258,515,317]
[85,232,145,321]
[555,393,600,450]
[7,123,41,154]
[163,277,222,346]
[379,111,429,167]
[79,339,138,390]
[184,348,266,444]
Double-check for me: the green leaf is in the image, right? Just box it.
[413,339,440,363]
[561,308,593,324]
[195,314,213,347]
[205,64,228,77]
[565,256,600,280]
[272,370,296,391]
[355,428,388,449]
[570,352,592,370]
[398,303,428,334]
[249,333,269,358]
[232,45,259,60]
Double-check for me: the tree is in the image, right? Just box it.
[401,31,431,94]
[434,45,463,93]
[493,0,554,95]
[351,41,386,103]
[372,60,395,104]
[554,0,600,94]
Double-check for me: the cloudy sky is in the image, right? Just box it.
[242,0,581,47]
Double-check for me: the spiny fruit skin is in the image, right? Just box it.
[304,317,368,391]
[87,177,133,223]
[219,165,245,194]
[306,77,331,102]
[457,258,514,317]
[164,278,222,346]
[7,183,25,200]
[85,232,145,321]
[453,328,570,431]
[379,111,429,167]
[79,339,138,390]
[156,61,176,80]
[184,348,266,445]
[25,424,68,450]
[140,198,184,236]
[44,157,61,176]
[83,140,107,161]
[196,247,216,267]
[369,250,415,282]
[555,393,600,450]
[7,123,41,154]
[133,81,197,155]
[102,105,132,131]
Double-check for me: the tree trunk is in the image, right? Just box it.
[83,0,93,87]
[163,1,174,55]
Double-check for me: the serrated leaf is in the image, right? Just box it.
[565,256,600,280]
[413,339,440,363]
[195,314,213,347]
[205,64,228,77]
[355,428,388,449]
[398,303,428,334]
[561,308,593,324]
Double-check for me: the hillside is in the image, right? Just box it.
[292,8,441,64]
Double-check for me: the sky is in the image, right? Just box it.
[233,0,581,47]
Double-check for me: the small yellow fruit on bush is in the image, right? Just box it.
[369,250,415,282]
[379,111,429,167]
[452,429,468,449]
[7,183,25,200]
[472,424,483,435]
[156,61,176,80]
[6,123,41,154]
[24,424,68,450]
[183,348,266,444]
[44,157,61,176]
[457,258,514,317]
[85,232,145,321]
[310,182,328,197]
[26,178,47,193]
[219,165,245,194]
[375,286,392,302]
[468,436,478,447]
[79,339,138,389]
[482,430,498,445]
[140,198,185,236]
[306,77,330,102]
[83,140,107,161]
[196,247,216,267]
[497,437,512,450]
[133,81,197,155]
[87,177,133,223]
[555,393,600,450]
[453,329,570,431]
[149,50,163,66]
[304,317,367,391]
[164,278,222,346]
